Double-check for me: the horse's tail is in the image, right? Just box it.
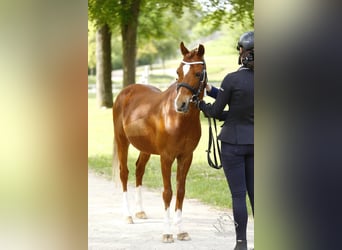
[112,130,120,187]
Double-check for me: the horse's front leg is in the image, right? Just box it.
[174,153,193,241]
[160,156,174,243]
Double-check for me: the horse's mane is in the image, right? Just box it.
[166,81,177,93]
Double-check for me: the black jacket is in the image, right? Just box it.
[199,66,254,144]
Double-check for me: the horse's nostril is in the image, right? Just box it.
[174,96,189,113]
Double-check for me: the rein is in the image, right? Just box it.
[207,116,222,169]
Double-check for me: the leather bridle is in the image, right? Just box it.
[176,60,207,103]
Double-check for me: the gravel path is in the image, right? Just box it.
[88,170,254,250]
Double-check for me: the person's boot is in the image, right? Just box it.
[234,240,247,250]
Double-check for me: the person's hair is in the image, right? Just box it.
[240,49,254,70]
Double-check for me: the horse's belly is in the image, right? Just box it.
[129,137,159,155]
[123,119,159,154]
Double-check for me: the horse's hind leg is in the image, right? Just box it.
[116,136,133,223]
[135,152,150,219]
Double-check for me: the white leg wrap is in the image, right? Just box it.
[163,208,172,234]
[135,185,143,212]
[122,192,131,217]
[173,209,183,234]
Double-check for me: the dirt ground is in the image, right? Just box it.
[88,170,254,250]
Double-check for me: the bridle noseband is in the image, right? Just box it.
[176,60,208,103]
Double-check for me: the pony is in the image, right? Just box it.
[112,42,207,243]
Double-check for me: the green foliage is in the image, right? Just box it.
[89,0,197,36]
[110,35,123,69]
[137,43,158,66]
[137,6,203,66]
[200,0,254,32]
[138,2,171,40]
[88,0,254,71]
[228,0,254,28]
[88,0,117,29]
[153,40,178,63]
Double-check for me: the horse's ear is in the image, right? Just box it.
[197,44,205,57]
[180,41,189,56]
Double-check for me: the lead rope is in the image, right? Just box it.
[206,116,222,169]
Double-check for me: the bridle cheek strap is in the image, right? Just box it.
[177,72,207,102]
[176,83,197,94]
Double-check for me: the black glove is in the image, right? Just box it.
[195,99,204,110]
[196,100,210,118]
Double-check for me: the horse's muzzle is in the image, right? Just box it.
[176,102,189,113]
[175,97,190,113]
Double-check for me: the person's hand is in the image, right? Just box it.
[195,99,204,110]
[191,96,202,109]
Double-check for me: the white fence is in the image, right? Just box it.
[88,65,219,94]
[89,65,176,94]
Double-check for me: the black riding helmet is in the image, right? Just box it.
[236,31,254,51]
[237,31,254,66]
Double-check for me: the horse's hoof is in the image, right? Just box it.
[125,216,134,224]
[135,211,147,219]
[177,232,191,241]
[162,234,174,243]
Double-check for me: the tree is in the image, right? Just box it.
[137,7,200,69]
[96,24,113,108]
[88,21,96,76]
[88,0,254,96]
[88,0,119,108]
[120,0,199,87]
[120,0,141,87]
[89,0,196,88]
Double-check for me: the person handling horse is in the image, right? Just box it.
[195,31,254,250]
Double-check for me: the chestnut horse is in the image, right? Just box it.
[112,42,207,243]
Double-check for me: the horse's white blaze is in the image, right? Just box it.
[173,209,183,234]
[163,207,172,234]
[135,185,143,212]
[183,64,190,75]
[122,192,131,216]
[174,91,181,111]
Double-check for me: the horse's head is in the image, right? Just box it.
[175,42,207,113]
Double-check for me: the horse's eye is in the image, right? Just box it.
[195,72,201,78]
